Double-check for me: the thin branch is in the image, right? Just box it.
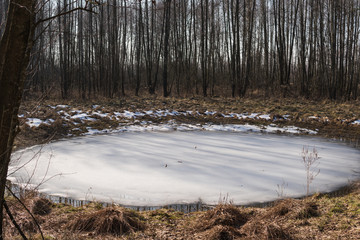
[33,20,53,43]
[35,7,98,26]
[3,200,28,240]
[8,143,45,177]
[34,172,77,191]
[35,0,51,13]
[11,2,32,14]
[5,186,44,240]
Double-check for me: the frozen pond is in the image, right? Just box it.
[9,131,360,206]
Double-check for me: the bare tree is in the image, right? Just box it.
[162,0,171,97]
[6,0,360,102]
[0,0,95,237]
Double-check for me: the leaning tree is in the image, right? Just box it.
[0,0,96,237]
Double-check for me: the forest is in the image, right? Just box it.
[0,1,360,239]
[1,0,360,100]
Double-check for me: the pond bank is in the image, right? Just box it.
[15,97,360,150]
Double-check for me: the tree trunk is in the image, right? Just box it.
[0,0,35,237]
[162,0,171,97]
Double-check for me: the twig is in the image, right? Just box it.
[8,144,44,178]
[35,7,98,26]
[5,186,45,240]
[11,2,32,14]
[8,132,56,179]
[3,200,28,240]
[301,146,320,197]
[34,172,76,191]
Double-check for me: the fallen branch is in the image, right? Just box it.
[3,200,28,240]
[5,186,44,240]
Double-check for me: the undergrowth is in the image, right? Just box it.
[3,181,359,239]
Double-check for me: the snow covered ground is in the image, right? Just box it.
[81,122,318,136]
[8,131,360,207]
[20,104,360,133]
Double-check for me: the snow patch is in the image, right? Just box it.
[26,118,45,128]
[56,105,69,109]
[352,120,360,125]
[70,113,96,122]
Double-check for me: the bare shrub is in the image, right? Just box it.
[218,193,234,205]
[275,179,288,199]
[295,201,319,219]
[301,146,320,197]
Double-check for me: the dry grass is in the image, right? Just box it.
[195,204,249,231]
[7,97,360,239]
[195,225,246,240]
[2,182,359,239]
[191,204,249,240]
[69,207,146,237]
[15,97,360,150]
[31,197,52,216]
[265,199,319,220]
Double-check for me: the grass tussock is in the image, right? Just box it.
[196,204,249,231]
[191,204,249,239]
[3,182,359,239]
[69,207,145,236]
[263,223,292,240]
[31,197,52,216]
[242,218,293,240]
[197,225,246,240]
[241,199,320,239]
[267,199,319,219]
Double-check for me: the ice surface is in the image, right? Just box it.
[9,132,359,207]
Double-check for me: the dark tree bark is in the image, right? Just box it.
[120,0,127,96]
[135,0,143,96]
[0,0,36,238]
[0,1,95,236]
[162,0,171,97]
